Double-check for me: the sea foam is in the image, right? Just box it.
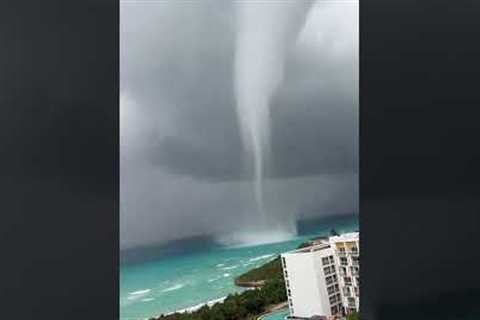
[221,265,239,270]
[162,283,185,293]
[248,254,274,262]
[129,289,151,296]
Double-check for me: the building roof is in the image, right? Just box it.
[283,232,359,256]
[283,242,331,255]
[329,231,359,243]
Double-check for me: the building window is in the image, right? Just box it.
[351,266,359,275]
[322,257,330,265]
[344,276,352,285]
[329,255,334,263]
[324,266,334,275]
[340,257,348,266]
[329,295,337,305]
[352,256,359,266]
[331,305,338,314]
[327,285,336,295]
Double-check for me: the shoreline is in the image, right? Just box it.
[161,287,256,318]
[164,296,227,316]
[156,299,288,320]
[150,286,260,320]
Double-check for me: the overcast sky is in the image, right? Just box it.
[120,0,358,249]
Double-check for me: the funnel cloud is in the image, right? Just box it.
[234,0,314,230]
[120,0,358,249]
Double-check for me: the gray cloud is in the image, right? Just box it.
[120,0,358,249]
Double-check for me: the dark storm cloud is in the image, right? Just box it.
[120,0,358,248]
[147,48,358,180]
[122,2,357,180]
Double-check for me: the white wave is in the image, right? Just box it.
[129,289,151,296]
[127,294,147,301]
[216,263,225,267]
[248,254,274,262]
[168,296,227,315]
[222,265,239,270]
[162,283,185,292]
[142,298,155,302]
[223,273,230,277]
[207,277,221,283]
[165,288,257,316]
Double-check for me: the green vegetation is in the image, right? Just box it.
[346,311,359,320]
[235,257,282,285]
[152,276,286,320]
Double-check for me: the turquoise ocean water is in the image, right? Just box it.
[120,215,358,320]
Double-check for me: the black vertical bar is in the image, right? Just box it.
[0,0,118,319]
[361,0,480,319]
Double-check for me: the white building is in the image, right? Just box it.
[281,242,343,318]
[329,232,360,313]
[281,232,359,319]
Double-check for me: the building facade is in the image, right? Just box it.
[330,233,360,313]
[281,232,359,319]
